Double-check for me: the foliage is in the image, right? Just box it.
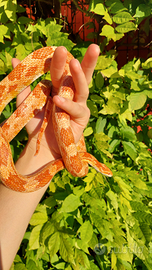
[88,0,152,47]
[0,0,152,270]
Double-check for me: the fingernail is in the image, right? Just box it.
[75,59,82,69]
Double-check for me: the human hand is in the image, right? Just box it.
[13,45,100,174]
[0,45,100,270]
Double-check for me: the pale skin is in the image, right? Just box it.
[0,44,100,270]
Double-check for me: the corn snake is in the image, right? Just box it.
[0,46,112,192]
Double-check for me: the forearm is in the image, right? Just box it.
[0,183,49,270]
[0,139,53,270]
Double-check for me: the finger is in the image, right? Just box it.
[53,95,90,125]
[81,44,100,85]
[11,58,20,69]
[50,46,67,92]
[53,95,90,143]
[11,58,31,107]
[69,58,89,104]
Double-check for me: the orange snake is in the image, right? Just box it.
[0,47,112,192]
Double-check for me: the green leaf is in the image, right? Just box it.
[127,171,148,190]
[76,249,90,269]
[103,11,112,24]
[46,22,74,51]
[94,132,111,156]
[60,194,81,213]
[106,190,118,210]
[117,245,133,265]
[0,59,5,74]
[113,12,133,24]
[133,58,141,71]
[30,211,48,226]
[100,25,115,37]
[109,139,121,153]
[14,263,27,270]
[18,16,32,24]
[116,22,136,33]
[90,94,104,105]
[15,44,28,60]
[118,259,132,270]
[4,51,12,72]
[140,223,152,243]
[108,1,127,14]
[131,81,141,91]
[83,127,93,137]
[0,25,9,43]
[89,212,104,234]
[95,117,107,133]
[40,221,55,244]
[100,24,125,41]
[59,235,74,263]
[49,181,56,192]
[26,259,41,270]
[120,126,136,141]
[85,183,93,192]
[119,108,132,123]
[101,66,118,77]
[122,141,137,160]
[0,6,8,23]
[134,4,151,18]
[78,221,93,243]
[89,0,105,15]
[142,57,152,69]
[87,100,98,117]
[114,176,132,200]
[83,172,96,188]
[43,195,57,208]
[126,225,148,260]
[95,72,104,89]
[111,251,117,269]
[76,238,90,254]
[100,25,125,41]
[48,232,60,257]
[16,4,26,13]
[29,224,43,250]
[99,96,120,115]
[125,71,142,80]
[4,0,17,21]
[95,55,113,70]
[129,92,147,111]
[144,90,152,99]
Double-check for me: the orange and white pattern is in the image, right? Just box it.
[0,46,112,192]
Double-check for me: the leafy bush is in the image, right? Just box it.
[0,0,152,269]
